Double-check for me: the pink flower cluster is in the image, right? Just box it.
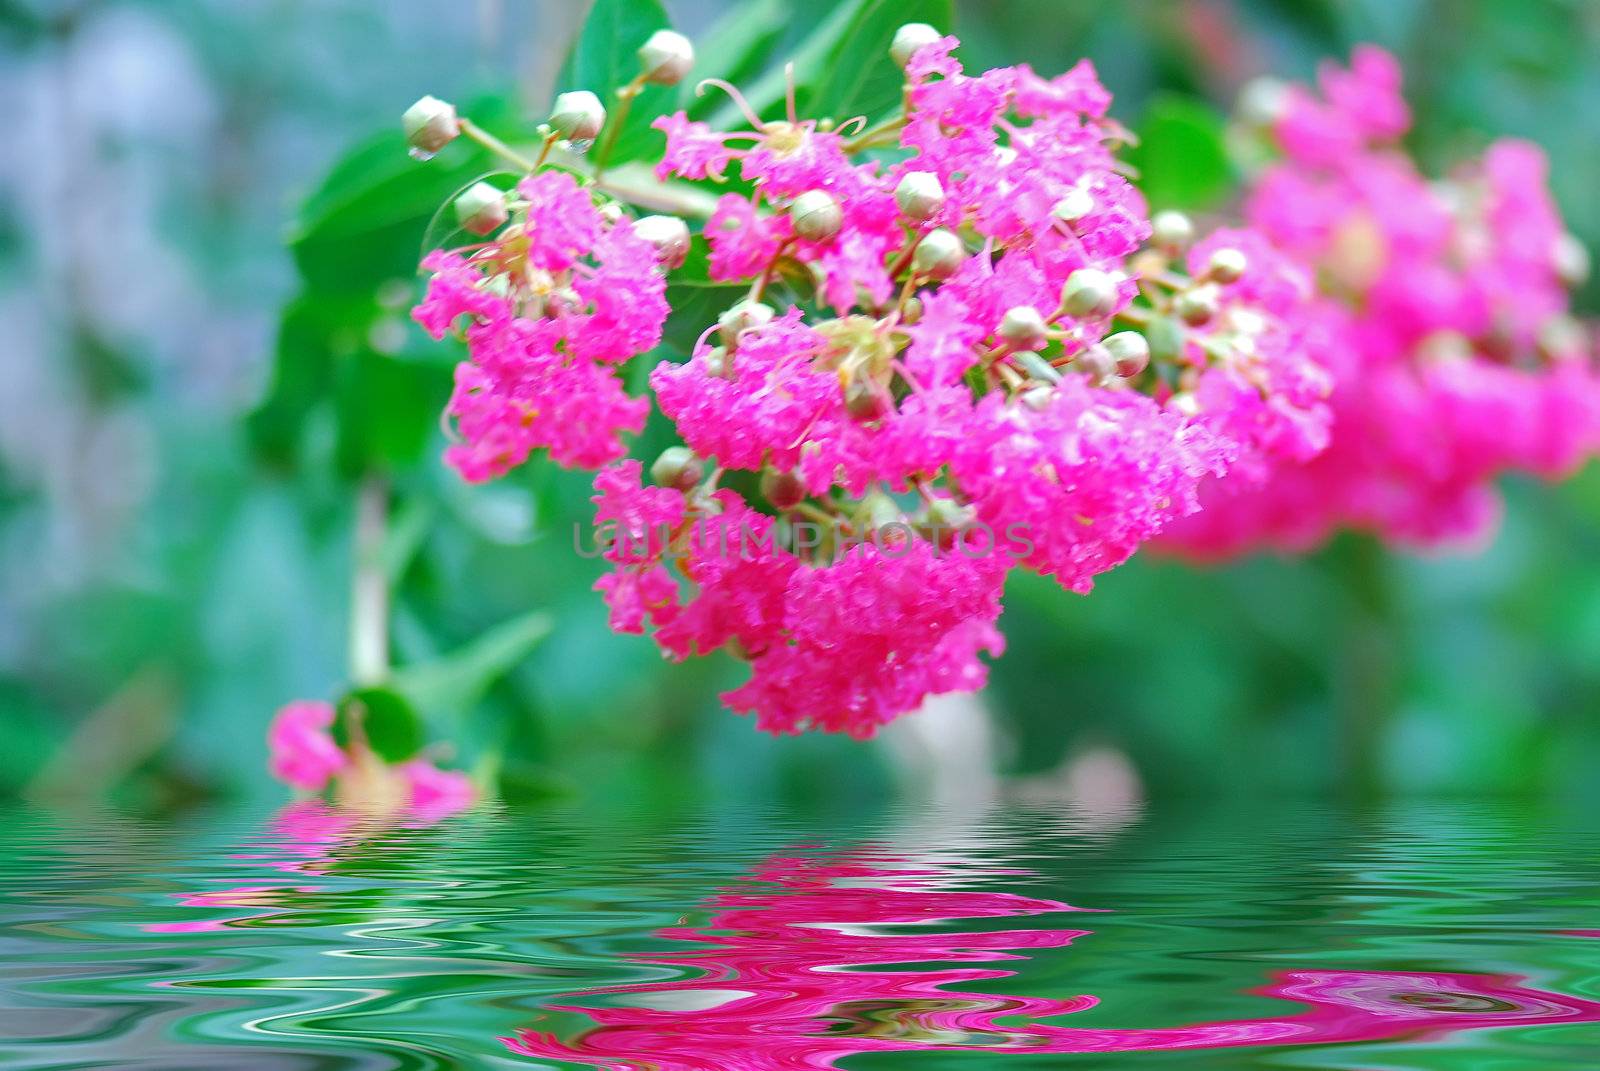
[1163,47,1599,555]
[595,33,1330,734]
[265,699,475,818]
[413,171,669,479]
[405,31,1595,738]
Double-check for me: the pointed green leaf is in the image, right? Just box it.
[392,611,553,721]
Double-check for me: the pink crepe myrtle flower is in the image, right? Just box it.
[413,171,668,481]
[266,698,475,819]
[266,700,346,792]
[1164,46,1600,556]
[953,383,1230,594]
[398,759,476,822]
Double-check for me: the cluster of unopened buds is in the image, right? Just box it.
[378,26,1596,743]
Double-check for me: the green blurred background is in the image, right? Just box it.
[2,0,1598,814]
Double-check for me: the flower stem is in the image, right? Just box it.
[349,475,390,687]
[458,117,539,173]
[594,78,646,181]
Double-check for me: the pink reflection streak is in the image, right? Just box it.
[505,852,1600,1070]
[142,801,375,934]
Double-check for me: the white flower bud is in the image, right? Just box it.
[1050,187,1096,226]
[718,300,775,347]
[1150,210,1194,253]
[1205,247,1248,284]
[651,446,702,490]
[1072,344,1116,384]
[999,306,1049,351]
[1176,283,1219,326]
[549,90,607,142]
[895,171,945,221]
[911,228,965,280]
[633,214,691,269]
[1538,315,1585,362]
[790,190,843,242]
[1060,267,1118,319]
[1102,330,1150,378]
[890,22,943,69]
[1022,384,1055,411]
[1554,232,1590,288]
[402,95,460,156]
[638,29,695,86]
[453,181,508,236]
[1238,77,1288,128]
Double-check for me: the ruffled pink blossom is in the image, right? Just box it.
[266,700,346,792]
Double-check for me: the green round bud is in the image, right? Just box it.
[1102,330,1150,378]
[999,305,1049,351]
[845,381,890,421]
[1554,232,1590,288]
[760,469,806,510]
[402,95,460,156]
[1176,284,1219,326]
[549,90,607,142]
[718,300,776,347]
[895,171,945,221]
[911,228,965,281]
[1205,247,1248,284]
[917,496,975,548]
[702,345,731,378]
[651,446,702,491]
[638,29,695,86]
[1150,210,1194,253]
[890,22,943,69]
[453,181,508,236]
[790,190,843,242]
[901,296,925,325]
[1060,267,1118,319]
[634,214,691,269]
[1538,315,1584,362]
[1050,187,1096,226]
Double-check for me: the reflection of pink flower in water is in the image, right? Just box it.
[143,800,456,935]
[506,852,1600,1070]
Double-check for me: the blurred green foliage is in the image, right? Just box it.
[1,0,1597,813]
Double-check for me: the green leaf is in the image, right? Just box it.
[392,611,553,721]
[811,0,953,123]
[287,95,520,294]
[336,686,424,762]
[1126,94,1235,212]
[682,0,788,120]
[709,0,953,129]
[332,349,451,477]
[560,0,674,167]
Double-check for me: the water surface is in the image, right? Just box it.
[2,800,1597,1069]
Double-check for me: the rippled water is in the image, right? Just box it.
[2,800,1598,1069]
